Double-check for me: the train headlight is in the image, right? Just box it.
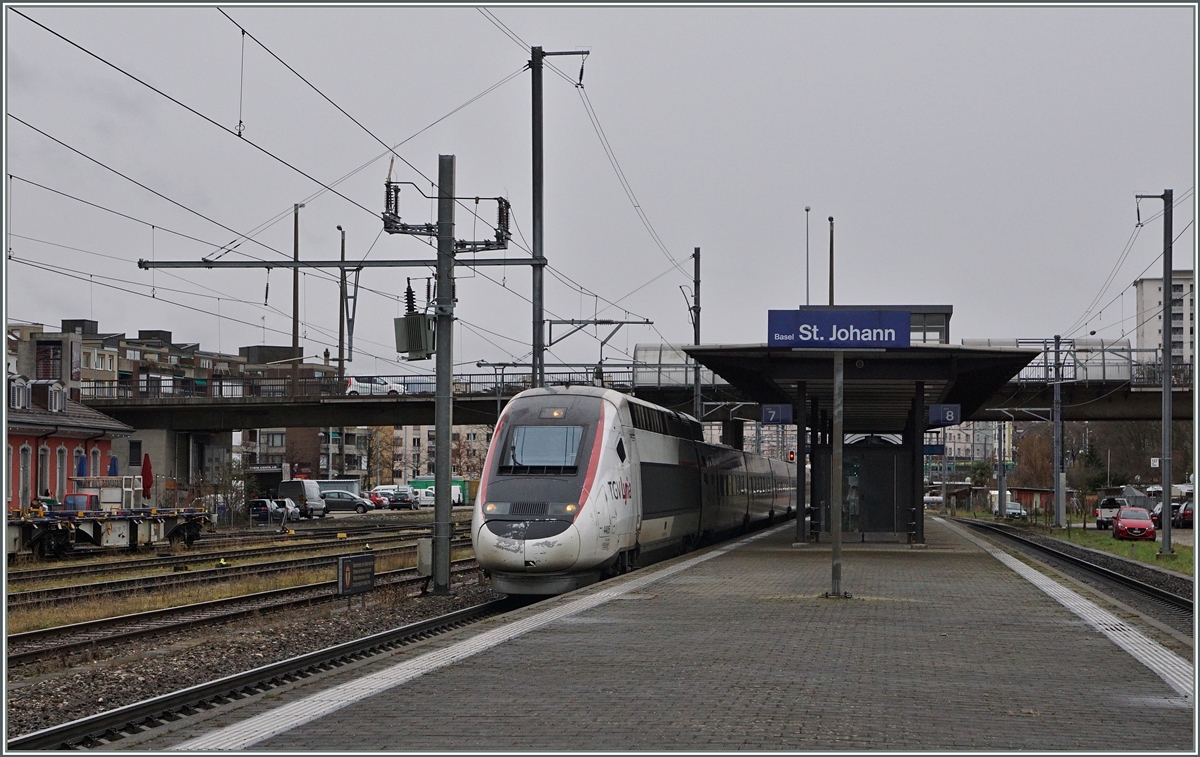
[484,502,499,514]
[564,503,577,514]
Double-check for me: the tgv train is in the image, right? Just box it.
[471,386,797,595]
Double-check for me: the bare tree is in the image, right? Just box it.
[361,426,395,488]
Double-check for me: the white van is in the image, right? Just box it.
[276,479,327,519]
[418,486,463,507]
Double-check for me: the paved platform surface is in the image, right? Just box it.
[148,518,1193,751]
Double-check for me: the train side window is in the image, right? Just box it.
[616,438,626,463]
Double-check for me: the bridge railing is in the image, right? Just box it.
[980,339,1193,388]
[79,367,646,401]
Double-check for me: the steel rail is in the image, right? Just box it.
[958,519,1193,612]
[7,529,428,583]
[7,596,526,751]
[7,561,480,667]
[7,537,473,610]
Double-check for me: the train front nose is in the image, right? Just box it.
[474,519,581,572]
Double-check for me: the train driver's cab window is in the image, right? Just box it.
[500,426,584,473]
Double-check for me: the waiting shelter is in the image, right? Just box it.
[685,306,1038,543]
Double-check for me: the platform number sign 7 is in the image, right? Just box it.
[928,404,960,427]
[762,404,792,425]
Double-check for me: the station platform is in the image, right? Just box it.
[151,517,1192,751]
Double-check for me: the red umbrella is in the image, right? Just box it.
[141,454,153,500]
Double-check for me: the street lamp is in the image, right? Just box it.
[476,361,521,419]
[805,206,811,307]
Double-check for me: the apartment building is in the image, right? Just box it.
[1135,270,1196,364]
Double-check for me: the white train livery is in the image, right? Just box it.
[472,386,797,594]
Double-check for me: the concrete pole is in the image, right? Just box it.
[1054,335,1064,527]
[337,226,346,477]
[997,420,1007,515]
[432,154,456,594]
[1161,188,1174,554]
[831,351,844,596]
[531,47,545,389]
[291,203,304,396]
[692,247,702,421]
[337,226,346,383]
[805,206,810,307]
[795,381,808,543]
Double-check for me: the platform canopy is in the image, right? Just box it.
[682,343,1039,434]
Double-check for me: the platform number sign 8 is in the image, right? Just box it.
[928,404,961,427]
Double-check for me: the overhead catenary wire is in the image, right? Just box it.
[12,9,667,366]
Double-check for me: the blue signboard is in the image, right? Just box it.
[928,404,961,427]
[923,444,946,455]
[768,309,910,349]
[762,404,792,425]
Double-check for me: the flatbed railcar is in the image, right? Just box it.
[472,386,797,595]
[6,476,210,559]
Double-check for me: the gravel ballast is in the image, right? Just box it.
[5,579,504,741]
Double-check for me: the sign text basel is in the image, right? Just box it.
[768,309,911,349]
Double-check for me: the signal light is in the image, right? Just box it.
[788,450,796,462]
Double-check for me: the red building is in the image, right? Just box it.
[7,373,133,511]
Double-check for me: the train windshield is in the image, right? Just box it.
[500,426,584,472]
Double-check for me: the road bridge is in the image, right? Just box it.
[81,341,1192,432]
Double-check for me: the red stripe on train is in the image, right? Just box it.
[574,401,607,520]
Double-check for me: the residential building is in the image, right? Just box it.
[393,424,490,484]
[1134,270,1195,365]
[7,373,133,509]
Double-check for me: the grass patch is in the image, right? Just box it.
[951,509,1193,576]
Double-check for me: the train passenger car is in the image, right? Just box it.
[471,386,796,595]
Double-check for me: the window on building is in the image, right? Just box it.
[20,446,32,505]
[36,341,63,380]
[91,448,101,477]
[107,355,114,371]
[48,385,65,412]
[199,357,212,369]
[344,433,357,447]
[82,352,91,369]
[1172,312,1183,321]
[265,433,285,447]
[1173,284,1184,292]
[38,447,50,495]
[56,447,67,498]
[125,349,141,361]
[73,448,85,479]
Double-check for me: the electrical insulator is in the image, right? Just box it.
[405,278,416,314]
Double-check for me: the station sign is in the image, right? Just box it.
[337,554,376,595]
[928,404,961,427]
[762,404,792,425]
[768,309,910,349]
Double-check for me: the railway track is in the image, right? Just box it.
[7,560,481,668]
[7,594,529,751]
[6,538,474,611]
[7,524,467,585]
[957,519,1193,632]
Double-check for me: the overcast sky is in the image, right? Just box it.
[4,5,1196,377]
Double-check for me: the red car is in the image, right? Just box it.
[1172,502,1193,529]
[1112,507,1156,541]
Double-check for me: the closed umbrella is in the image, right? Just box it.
[76,454,88,476]
[141,454,153,500]
[107,456,119,476]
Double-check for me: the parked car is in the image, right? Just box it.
[993,501,1027,519]
[276,479,327,519]
[415,486,463,507]
[1149,502,1181,528]
[345,376,405,396]
[249,498,300,523]
[322,489,378,513]
[1172,501,1193,529]
[386,489,418,510]
[1095,496,1126,530]
[1112,507,1156,540]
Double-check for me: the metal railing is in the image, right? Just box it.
[77,349,1193,403]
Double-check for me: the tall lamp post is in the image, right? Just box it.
[805,206,811,306]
